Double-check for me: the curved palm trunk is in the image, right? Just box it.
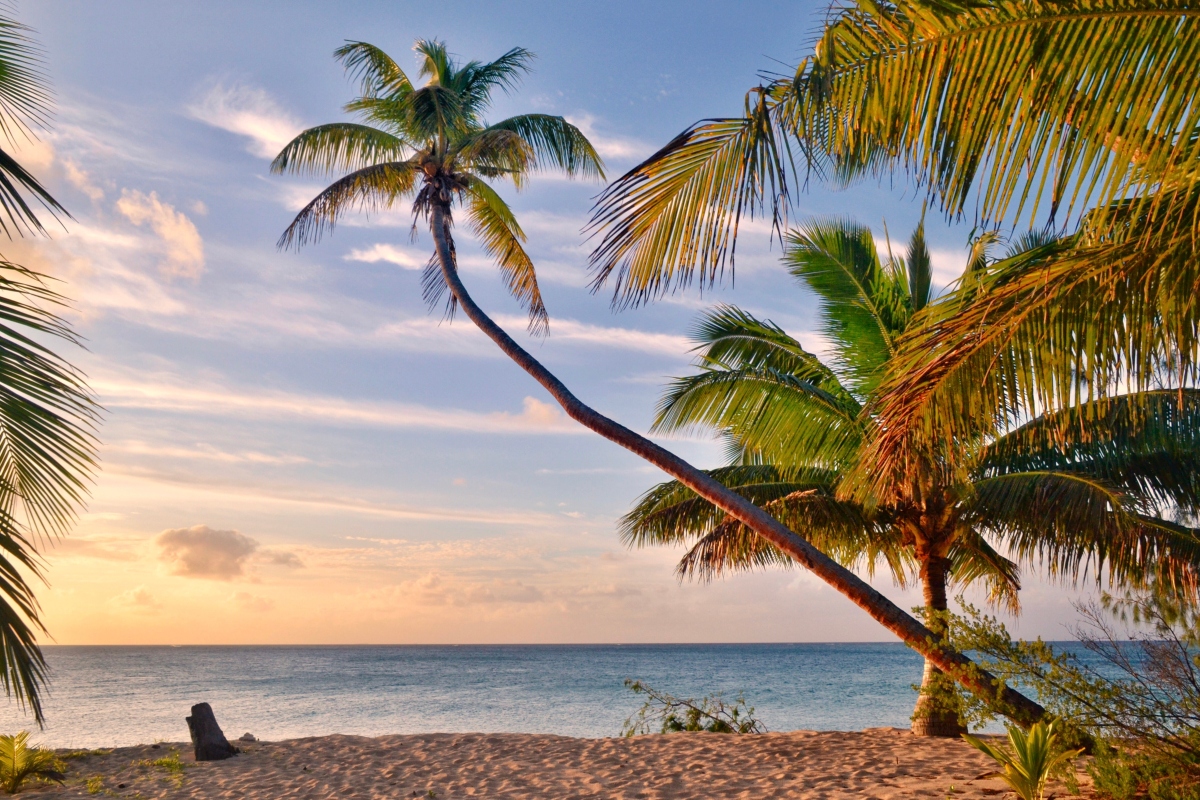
[910,555,965,737]
[429,200,1044,727]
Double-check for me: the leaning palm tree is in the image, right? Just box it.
[0,14,98,723]
[623,218,1200,735]
[586,0,1200,510]
[274,39,1046,723]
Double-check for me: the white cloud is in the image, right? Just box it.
[93,373,582,435]
[498,315,690,357]
[396,572,545,606]
[566,114,652,163]
[187,83,302,159]
[116,190,205,279]
[156,524,258,579]
[259,549,304,568]
[105,440,309,466]
[110,585,162,613]
[345,243,425,270]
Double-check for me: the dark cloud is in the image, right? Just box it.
[156,525,258,579]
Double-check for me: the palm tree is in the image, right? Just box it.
[0,15,98,723]
[621,218,1200,735]
[586,0,1200,510]
[274,39,1046,724]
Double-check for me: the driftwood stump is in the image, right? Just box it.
[185,702,239,761]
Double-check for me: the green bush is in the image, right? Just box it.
[946,591,1200,799]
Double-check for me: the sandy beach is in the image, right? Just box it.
[33,728,1091,799]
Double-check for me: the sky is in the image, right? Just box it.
[13,0,1093,646]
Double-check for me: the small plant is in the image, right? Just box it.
[135,749,189,787]
[0,731,65,793]
[621,679,765,736]
[86,776,104,795]
[62,749,112,760]
[963,720,1083,800]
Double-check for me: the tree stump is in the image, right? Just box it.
[185,702,239,761]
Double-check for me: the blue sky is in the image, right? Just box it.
[19,1,1089,644]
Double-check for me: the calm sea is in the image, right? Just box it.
[9,643,1054,747]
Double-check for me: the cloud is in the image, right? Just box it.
[187,83,303,159]
[156,524,259,579]
[259,549,304,568]
[565,114,651,162]
[106,440,310,466]
[230,591,275,612]
[63,159,105,202]
[398,572,545,606]
[345,243,425,270]
[111,586,162,613]
[495,315,690,357]
[94,373,583,435]
[116,190,205,279]
[52,535,140,562]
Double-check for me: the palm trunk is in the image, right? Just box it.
[910,554,965,737]
[429,201,1044,727]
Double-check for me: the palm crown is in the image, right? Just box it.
[274,39,604,334]
[624,219,1200,733]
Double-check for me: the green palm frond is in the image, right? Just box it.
[270,124,411,177]
[462,177,548,334]
[452,128,533,183]
[906,218,932,312]
[970,470,1200,600]
[334,41,413,99]
[797,0,1200,228]
[947,530,1022,613]
[587,86,795,308]
[486,114,604,180]
[277,161,419,249]
[455,47,535,115]
[690,305,842,387]
[0,263,97,723]
[785,219,911,395]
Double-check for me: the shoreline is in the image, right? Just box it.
[36,728,1093,799]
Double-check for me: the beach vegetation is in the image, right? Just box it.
[963,720,1083,800]
[620,217,1200,736]
[85,776,103,795]
[950,591,1200,798]
[274,37,1047,729]
[0,731,64,793]
[134,749,188,787]
[621,679,765,736]
[0,10,98,725]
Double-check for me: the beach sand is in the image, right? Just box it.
[37,728,1091,799]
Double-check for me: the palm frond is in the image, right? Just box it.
[796,0,1200,229]
[785,218,910,395]
[463,177,548,334]
[971,470,1200,601]
[906,217,932,312]
[456,47,536,116]
[0,263,97,723]
[587,85,795,308]
[270,123,410,177]
[487,114,604,180]
[948,530,1022,613]
[276,160,418,249]
[334,41,413,99]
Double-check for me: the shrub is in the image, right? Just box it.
[946,590,1200,799]
[963,720,1083,800]
[621,679,765,736]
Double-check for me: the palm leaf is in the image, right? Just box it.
[334,41,413,99]
[270,123,410,177]
[462,176,548,334]
[276,160,418,249]
[587,85,795,308]
[487,114,604,180]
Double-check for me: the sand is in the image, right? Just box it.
[35,728,1092,799]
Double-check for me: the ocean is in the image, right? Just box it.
[16,643,1042,748]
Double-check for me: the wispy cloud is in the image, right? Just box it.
[93,373,583,435]
[187,82,302,159]
[345,243,426,270]
[115,190,205,279]
[566,114,652,163]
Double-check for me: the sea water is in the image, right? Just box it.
[7,643,1056,747]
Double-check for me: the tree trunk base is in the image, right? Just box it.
[186,702,239,761]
